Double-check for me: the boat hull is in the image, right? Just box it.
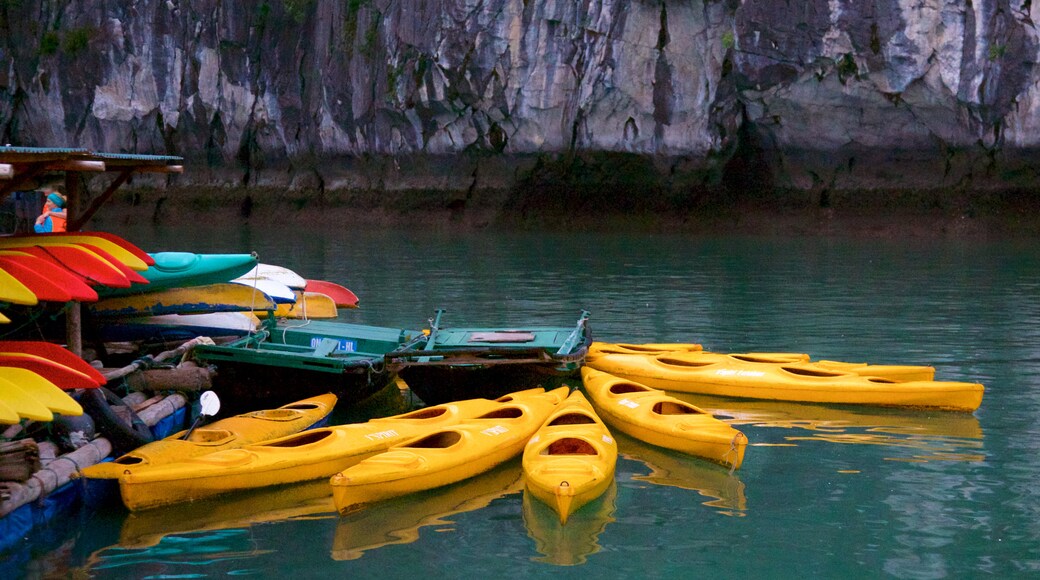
[400,363,578,406]
[89,283,277,317]
[389,311,591,405]
[191,319,423,413]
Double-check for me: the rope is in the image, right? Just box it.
[726,435,741,475]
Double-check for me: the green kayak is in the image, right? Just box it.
[97,252,258,297]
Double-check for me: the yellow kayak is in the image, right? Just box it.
[0,367,82,417]
[274,291,338,319]
[522,390,616,524]
[88,283,278,317]
[119,388,561,511]
[590,350,934,382]
[330,386,569,515]
[0,268,38,306]
[586,352,980,411]
[81,393,338,480]
[581,367,747,469]
[0,235,149,271]
[0,375,54,422]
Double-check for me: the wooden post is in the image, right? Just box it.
[65,303,82,357]
[63,172,83,355]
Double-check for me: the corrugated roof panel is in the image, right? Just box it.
[92,152,183,162]
[0,146,88,154]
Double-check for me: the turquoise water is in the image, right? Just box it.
[11,225,1040,578]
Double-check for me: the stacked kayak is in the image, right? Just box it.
[118,388,564,510]
[585,351,981,411]
[89,283,278,317]
[330,386,569,514]
[581,367,748,470]
[523,390,617,524]
[91,257,358,341]
[80,394,338,480]
[0,341,102,423]
[96,252,258,297]
[0,232,153,318]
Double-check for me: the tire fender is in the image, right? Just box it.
[80,386,154,453]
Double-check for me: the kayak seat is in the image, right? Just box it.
[658,357,713,368]
[262,429,334,447]
[547,412,595,427]
[781,366,846,378]
[546,438,596,455]
[404,430,463,449]
[474,407,523,420]
[652,401,706,416]
[607,383,653,395]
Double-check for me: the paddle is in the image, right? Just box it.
[182,390,221,440]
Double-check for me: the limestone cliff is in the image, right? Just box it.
[0,0,1037,216]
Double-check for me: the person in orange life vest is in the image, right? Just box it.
[34,190,67,233]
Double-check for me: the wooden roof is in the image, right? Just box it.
[0,146,184,231]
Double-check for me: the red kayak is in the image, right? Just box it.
[0,251,98,301]
[43,232,155,266]
[304,279,359,308]
[80,243,150,285]
[12,245,131,288]
[0,353,100,390]
[0,256,73,302]
[0,341,107,384]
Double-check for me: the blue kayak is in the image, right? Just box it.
[96,252,258,297]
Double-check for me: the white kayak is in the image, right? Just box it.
[230,279,297,304]
[234,263,307,290]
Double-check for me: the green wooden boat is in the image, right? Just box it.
[386,309,592,405]
[191,318,423,413]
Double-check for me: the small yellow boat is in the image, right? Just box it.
[119,388,562,511]
[522,390,617,524]
[586,352,980,411]
[81,393,338,480]
[581,367,747,469]
[330,386,569,514]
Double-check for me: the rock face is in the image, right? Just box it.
[0,0,1037,212]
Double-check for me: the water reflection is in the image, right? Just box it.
[331,459,523,560]
[613,431,747,516]
[670,393,985,463]
[117,480,336,549]
[522,480,617,566]
[85,528,271,575]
